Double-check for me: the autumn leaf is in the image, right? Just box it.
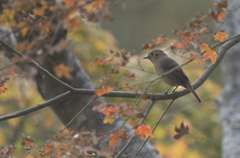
[109,129,127,149]
[173,122,190,139]
[180,36,190,47]
[133,125,154,140]
[21,134,34,145]
[214,31,228,41]
[92,58,104,67]
[9,72,18,77]
[54,64,71,78]
[217,11,226,22]
[155,37,166,44]
[94,88,106,97]
[102,106,118,115]
[199,43,217,64]
[142,42,153,51]
[103,114,115,124]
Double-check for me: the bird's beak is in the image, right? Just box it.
[143,56,148,59]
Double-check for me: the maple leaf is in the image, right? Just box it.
[214,31,228,41]
[109,129,126,149]
[133,125,154,140]
[54,64,71,78]
[92,58,104,67]
[94,88,106,97]
[103,114,115,124]
[199,43,217,64]
[173,122,190,139]
[217,11,226,22]
[102,106,118,115]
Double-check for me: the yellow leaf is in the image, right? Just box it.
[54,64,71,78]
[214,31,228,41]
[103,114,115,124]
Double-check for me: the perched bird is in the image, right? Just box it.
[143,50,201,103]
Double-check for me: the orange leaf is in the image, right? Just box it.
[109,129,124,149]
[217,11,226,22]
[39,21,50,32]
[103,114,115,124]
[94,88,106,97]
[155,37,166,44]
[133,125,154,140]
[199,43,217,64]
[9,72,17,77]
[180,36,190,47]
[0,87,7,93]
[92,58,104,67]
[54,64,71,78]
[214,31,228,41]
[102,107,118,115]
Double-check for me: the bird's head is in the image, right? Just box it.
[143,50,167,63]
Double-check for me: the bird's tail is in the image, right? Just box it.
[185,82,202,103]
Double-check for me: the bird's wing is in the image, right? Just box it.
[159,57,191,87]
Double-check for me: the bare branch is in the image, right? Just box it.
[0,34,239,123]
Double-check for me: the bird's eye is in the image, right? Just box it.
[150,52,154,55]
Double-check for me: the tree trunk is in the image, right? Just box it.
[216,0,240,157]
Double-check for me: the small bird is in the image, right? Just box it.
[143,50,201,103]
